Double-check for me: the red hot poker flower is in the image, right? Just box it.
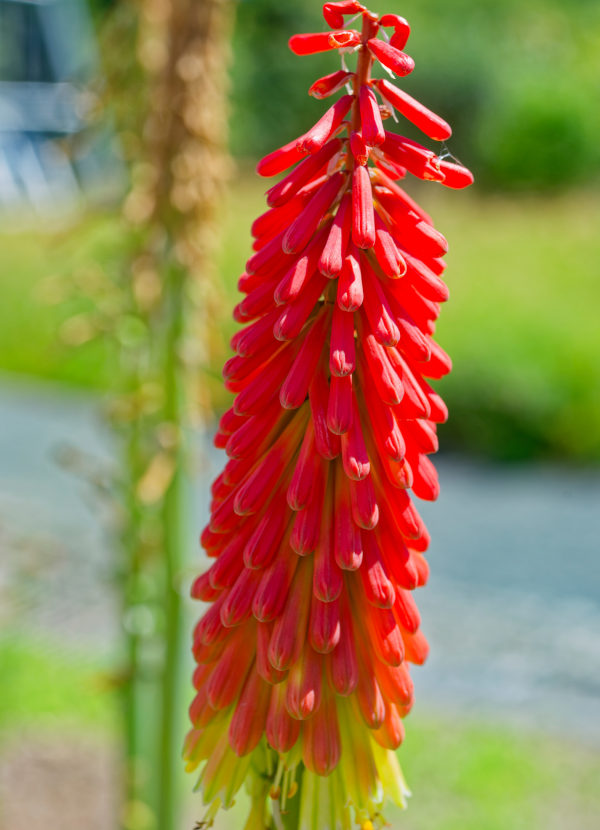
[185,3,473,828]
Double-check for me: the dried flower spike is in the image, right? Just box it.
[186,4,473,828]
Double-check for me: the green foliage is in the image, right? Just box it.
[477,79,600,191]
[227,0,600,191]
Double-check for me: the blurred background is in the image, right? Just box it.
[1,0,599,828]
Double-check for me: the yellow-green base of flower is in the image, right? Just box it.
[185,701,410,829]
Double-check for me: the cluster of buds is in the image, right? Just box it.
[185,3,473,828]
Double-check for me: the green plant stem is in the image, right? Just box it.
[280,796,301,830]
[157,261,186,830]
[280,768,303,830]
[122,361,146,828]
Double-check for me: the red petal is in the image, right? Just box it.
[229,669,271,756]
[266,684,300,752]
[333,461,363,571]
[438,159,474,189]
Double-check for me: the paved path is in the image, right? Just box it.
[1,377,599,741]
[416,460,600,741]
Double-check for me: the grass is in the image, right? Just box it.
[0,633,118,737]
[1,183,598,460]
[392,715,600,830]
[0,212,125,389]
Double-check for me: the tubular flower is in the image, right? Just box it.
[185,4,472,828]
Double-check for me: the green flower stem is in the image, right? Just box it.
[157,262,187,830]
[280,795,302,830]
[280,768,303,830]
[122,359,148,828]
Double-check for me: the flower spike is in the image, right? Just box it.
[187,4,473,829]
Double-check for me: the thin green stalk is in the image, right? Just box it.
[279,797,302,830]
[122,358,147,830]
[280,769,303,830]
[157,260,186,830]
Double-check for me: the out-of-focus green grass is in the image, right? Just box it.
[0,633,117,737]
[0,213,124,389]
[1,183,599,461]
[395,717,600,830]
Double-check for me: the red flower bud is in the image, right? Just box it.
[359,85,385,147]
[308,69,354,99]
[351,164,376,248]
[289,30,360,56]
[298,94,353,154]
[319,190,352,276]
[256,136,306,177]
[438,158,475,189]
[367,38,415,77]
[323,2,366,29]
[375,78,452,141]
[350,130,370,165]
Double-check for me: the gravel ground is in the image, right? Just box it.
[0,736,118,830]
